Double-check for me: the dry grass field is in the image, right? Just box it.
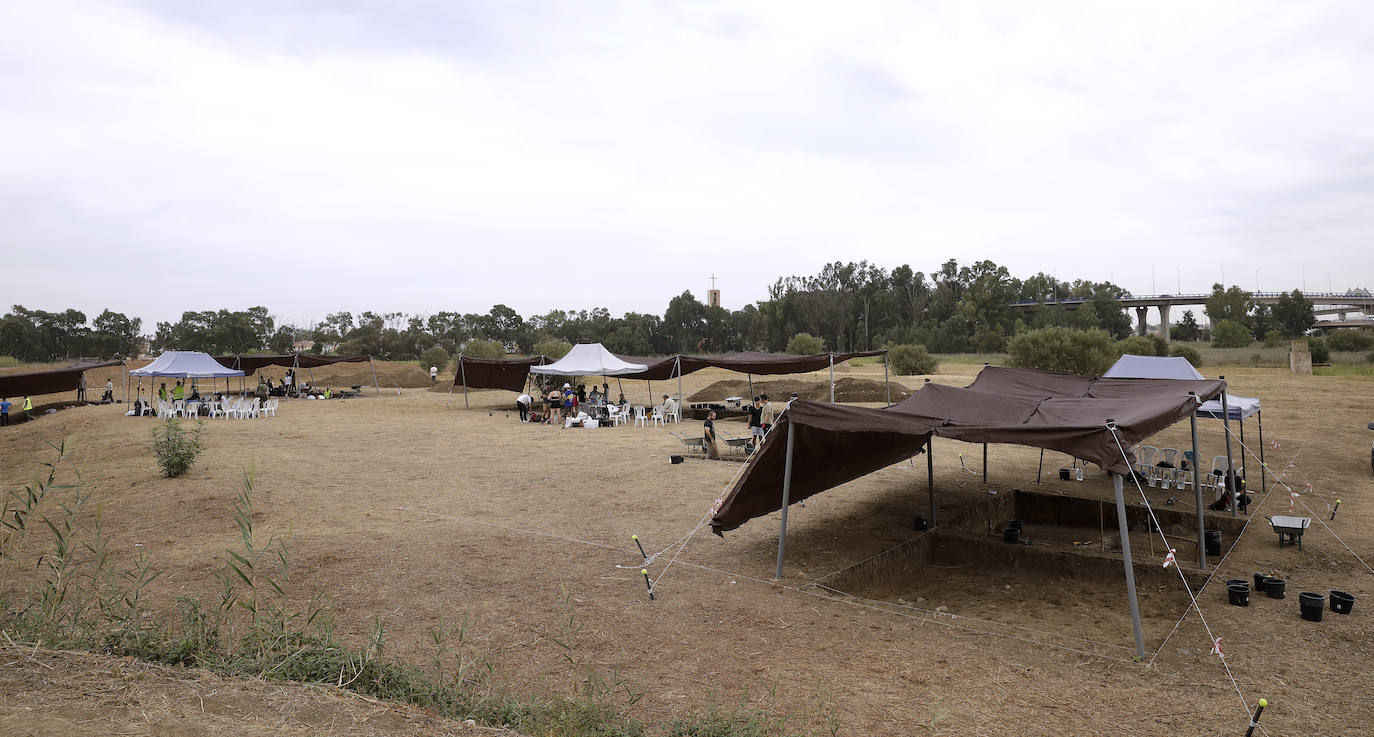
[1,359,1372,735]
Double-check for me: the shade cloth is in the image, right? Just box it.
[213,354,371,376]
[456,355,547,392]
[695,350,885,375]
[131,351,245,378]
[529,344,648,376]
[0,360,124,397]
[1104,354,1259,420]
[709,366,1225,534]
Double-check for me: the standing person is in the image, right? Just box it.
[171,381,185,402]
[516,391,532,422]
[103,377,115,403]
[703,410,720,460]
[746,396,764,448]
[77,374,87,402]
[21,396,33,421]
[0,397,10,427]
[576,384,587,404]
[430,365,438,385]
[563,383,575,417]
[283,369,294,395]
[760,394,776,435]
[548,386,563,423]
[158,382,168,401]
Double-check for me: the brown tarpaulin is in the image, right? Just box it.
[709,366,1224,534]
[0,360,124,398]
[455,356,547,392]
[613,351,887,380]
[213,354,372,375]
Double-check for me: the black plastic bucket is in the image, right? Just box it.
[1264,577,1286,599]
[1330,590,1355,614]
[670,455,684,464]
[1003,527,1019,544]
[1203,530,1222,557]
[1008,519,1023,533]
[1225,579,1247,589]
[1059,468,1071,480]
[1299,592,1324,622]
[913,515,928,531]
[1227,583,1250,607]
[1253,572,1267,589]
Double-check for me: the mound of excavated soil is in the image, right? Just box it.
[688,376,909,404]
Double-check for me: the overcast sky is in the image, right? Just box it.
[3,1,1372,329]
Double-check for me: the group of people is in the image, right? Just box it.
[75,375,116,403]
[0,396,34,426]
[514,382,643,427]
[701,394,778,460]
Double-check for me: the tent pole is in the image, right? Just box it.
[1257,411,1267,493]
[1036,448,1044,484]
[982,443,988,484]
[747,372,753,400]
[369,358,380,396]
[460,354,469,409]
[926,435,936,528]
[675,357,682,409]
[883,351,890,406]
[1190,400,1206,569]
[1220,377,1237,517]
[829,353,835,403]
[122,361,128,404]
[646,380,652,406]
[774,422,797,580]
[1112,471,1147,659]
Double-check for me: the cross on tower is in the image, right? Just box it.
[709,274,718,290]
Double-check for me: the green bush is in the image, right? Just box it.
[418,345,450,373]
[1210,319,1252,348]
[0,355,18,368]
[151,420,205,478]
[1307,336,1330,364]
[1116,335,1164,357]
[462,340,506,359]
[1262,329,1284,348]
[887,344,939,375]
[1168,343,1202,367]
[1326,330,1374,352]
[1006,327,1118,376]
[531,340,572,360]
[785,333,825,355]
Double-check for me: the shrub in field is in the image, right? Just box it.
[151,419,205,478]
[1116,335,1165,357]
[462,340,505,359]
[1210,319,1252,348]
[419,345,450,373]
[887,344,939,375]
[1307,336,1329,364]
[0,355,18,368]
[1168,344,1203,367]
[1326,330,1374,352]
[785,333,824,355]
[532,340,572,360]
[1006,327,1118,376]
[1263,329,1284,348]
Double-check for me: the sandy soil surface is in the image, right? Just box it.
[1,360,1372,735]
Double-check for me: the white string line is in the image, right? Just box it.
[804,531,935,587]
[1220,425,1374,577]
[807,582,1136,653]
[1107,425,1257,723]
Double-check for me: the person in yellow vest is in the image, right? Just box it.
[323,387,333,399]
[21,396,33,421]
[170,381,185,401]
[158,382,168,401]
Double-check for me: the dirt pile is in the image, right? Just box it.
[688,376,908,404]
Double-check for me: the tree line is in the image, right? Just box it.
[0,260,1335,363]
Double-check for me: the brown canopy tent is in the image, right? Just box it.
[213,354,378,394]
[0,359,126,400]
[709,365,1229,657]
[453,355,549,407]
[615,350,891,406]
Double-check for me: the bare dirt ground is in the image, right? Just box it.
[2,360,1372,735]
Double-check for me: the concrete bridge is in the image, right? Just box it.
[1010,292,1374,342]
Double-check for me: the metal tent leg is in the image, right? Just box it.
[926,435,936,528]
[459,353,468,409]
[1190,403,1206,569]
[1257,411,1267,493]
[774,422,797,580]
[883,351,891,406]
[829,354,835,403]
[1113,472,1147,659]
[1220,378,1237,517]
[982,443,988,484]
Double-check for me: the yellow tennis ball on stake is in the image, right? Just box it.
[641,569,648,575]
[632,535,638,540]
[1258,698,1268,708]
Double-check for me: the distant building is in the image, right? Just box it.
[708,289,721,308]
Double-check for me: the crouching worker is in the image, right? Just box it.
[516,392,532,422]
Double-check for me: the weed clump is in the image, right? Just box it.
[151,419,205,477]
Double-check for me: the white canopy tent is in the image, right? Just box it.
[529,344,649,377]
[1104,354,1266,493]
[131,351,247,398]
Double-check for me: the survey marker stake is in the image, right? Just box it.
[641,569,654,600]
[633,534,648,561]
[1244,698,1267,737]
[1331,500,1341,521]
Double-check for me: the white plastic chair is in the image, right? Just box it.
[607,404,626,426]
[240,397,260,419]
[650,405,665,427]
[260,398,277,417]
[633,406,647,428]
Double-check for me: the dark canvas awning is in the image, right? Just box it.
[695,350,885,375]
[0,360,124,397]
[213,354,372,376]
[456,355,547,392]
[709,366,1224,534]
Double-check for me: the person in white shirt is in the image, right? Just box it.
[430,366,438,385]
[661,394,678,421]
[516,393,532,422]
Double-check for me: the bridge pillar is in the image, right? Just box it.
[1135,307,1148,336]
[1158,303,1171,344]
